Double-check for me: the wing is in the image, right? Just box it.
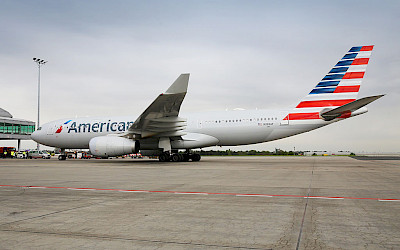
[127,74,189,139]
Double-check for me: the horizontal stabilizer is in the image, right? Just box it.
[321,94,384,121]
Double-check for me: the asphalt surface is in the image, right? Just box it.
[0,156,399,249]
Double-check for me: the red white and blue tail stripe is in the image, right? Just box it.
[283,45,373,122]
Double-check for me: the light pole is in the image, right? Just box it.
[33,58,47,150]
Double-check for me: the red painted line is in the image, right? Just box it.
[283,112,320,120]
[338,110,352,119]
[296,99,355,108]
[361,45,374,51]
[351,58,369,65]
[334,85,360,93]
[342,72,365,79]
[1,184,399,201]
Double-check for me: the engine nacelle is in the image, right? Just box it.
[89,136,139,157]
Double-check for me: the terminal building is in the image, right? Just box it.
[0,108,35,151]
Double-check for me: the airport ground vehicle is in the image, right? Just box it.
[16,152,27,159]
[28,150,51,159]
[0,147,16,158]
[31,46,383,162]
[81,151,92,159]
[130,153,143,159]
[65,152,76,159]
[57,151,92,160]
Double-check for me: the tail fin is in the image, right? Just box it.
[283,45,374,122]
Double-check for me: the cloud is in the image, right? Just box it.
[1,0,399,152]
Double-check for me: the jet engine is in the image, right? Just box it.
[89,136,139,157]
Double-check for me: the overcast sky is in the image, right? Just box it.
[1,0,399,153]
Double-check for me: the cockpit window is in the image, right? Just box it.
[37,127,42,131]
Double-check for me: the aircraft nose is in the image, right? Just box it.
[31,130,40,142]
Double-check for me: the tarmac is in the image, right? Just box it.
[0,156,399,249]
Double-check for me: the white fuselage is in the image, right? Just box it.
[30,46,378,155]
[31,109,332,150]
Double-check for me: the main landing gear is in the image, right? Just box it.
[159,151,201,162]
[157,138,200,162]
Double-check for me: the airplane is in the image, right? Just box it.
[31,45,384,162]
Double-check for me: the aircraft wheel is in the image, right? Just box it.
[159,153,170,162]
[58,155,66,161]
[178,154,185,162]
[192,154,201,162]
[183,154,190,162]
[171,154,181,162]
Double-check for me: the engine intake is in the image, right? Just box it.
[89,136,139,157]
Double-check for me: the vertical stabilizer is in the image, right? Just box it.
[283,45,374,122]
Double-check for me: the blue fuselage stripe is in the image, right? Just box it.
[316,81,340,88]
[322,74,344,81]
[309,88,336,94]
[329,67,349,74]
[342,53,358,60]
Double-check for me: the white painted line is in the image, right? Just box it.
[3,185,398,202]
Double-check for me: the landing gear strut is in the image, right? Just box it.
[158,138,201,162]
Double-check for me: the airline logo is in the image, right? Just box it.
[284,45,373,121]
[54,119,135,134]
[55,120,72,134]
[67,120,134,133]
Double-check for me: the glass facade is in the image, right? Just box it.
[0,122,35,135]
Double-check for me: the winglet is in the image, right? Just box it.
[165,73,190,94]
